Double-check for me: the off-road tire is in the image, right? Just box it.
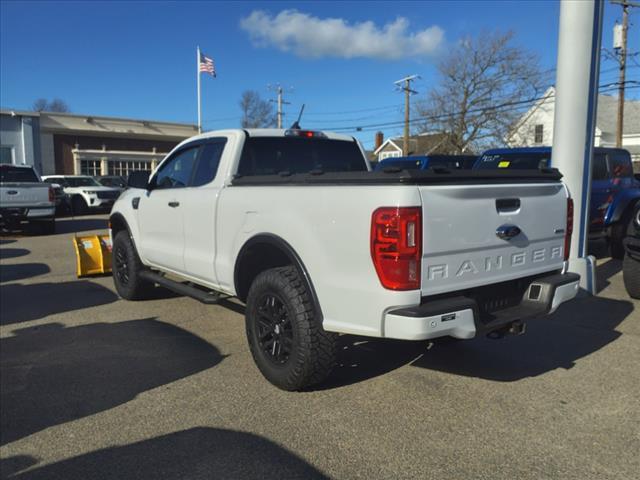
[245,266,338,391]
[623,252,640,299]
[611,203,637,259]
[112,230,154,300]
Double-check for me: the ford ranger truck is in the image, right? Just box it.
[109,129,580,391]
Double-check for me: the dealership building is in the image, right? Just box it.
[0,109,198,176]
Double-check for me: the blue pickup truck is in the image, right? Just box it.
[475,147,640,258]
[375,154,477,171]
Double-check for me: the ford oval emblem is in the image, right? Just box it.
[496,224,521,240]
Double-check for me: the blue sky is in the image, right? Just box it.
[1,0,636,149]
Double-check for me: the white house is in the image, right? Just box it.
[508,86,640,169]
[372,132,458,163]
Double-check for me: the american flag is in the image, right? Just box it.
[199,52,216,77]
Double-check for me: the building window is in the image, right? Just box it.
[108,160,152,176]
[379,151,401,161]
[534,124,544,144]
[80,159,101,176]
[1,146,14,164]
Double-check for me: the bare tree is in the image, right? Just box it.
[239,90,276,128]
[415,31,550,153]
[32,98,70,112]
[32,98,48,112]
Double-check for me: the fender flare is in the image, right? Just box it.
[233,234,323,319]
[610,193,640,224]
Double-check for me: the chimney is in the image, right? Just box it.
[374,131,384,150]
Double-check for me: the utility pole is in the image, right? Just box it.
[394,75,420,155]
[268,84,292,129]
[611,0,639,147]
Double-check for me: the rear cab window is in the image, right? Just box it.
[592,154,608,180]
[609,150,633,178]
[0,166,39,183]
[237,136,366,176]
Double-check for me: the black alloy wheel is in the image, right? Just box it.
[256,293,294,365]
[114,243,130,286]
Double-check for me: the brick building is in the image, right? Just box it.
[1,109,197,176]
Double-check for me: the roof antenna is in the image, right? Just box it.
[290,104,305,130]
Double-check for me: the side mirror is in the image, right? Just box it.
[128,171,151,189]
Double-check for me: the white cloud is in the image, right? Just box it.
[239,10,444,60]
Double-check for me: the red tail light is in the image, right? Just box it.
[48,186,55,202]
[564,198,573,261]
[371,207,422,290]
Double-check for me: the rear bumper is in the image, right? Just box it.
[384,272,580,340]
[0,206,55,221]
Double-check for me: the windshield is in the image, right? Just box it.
[475,152,551,170]
[237,137,367,176]
[65,177,102,187]
[0,166,39,183]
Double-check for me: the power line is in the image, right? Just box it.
[303,104,403,117]
[316,83,640,134]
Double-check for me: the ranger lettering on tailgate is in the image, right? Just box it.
[426,245,564,280]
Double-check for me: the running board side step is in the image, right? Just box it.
[139,270,227,305]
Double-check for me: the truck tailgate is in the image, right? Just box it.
[0,183,51,208]
[419,182,568,296]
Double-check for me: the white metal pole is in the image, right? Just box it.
[197,45,202,134]
[552,0,604,294]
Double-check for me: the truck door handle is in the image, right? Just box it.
[168,201,180,208]
[496,198,520,213]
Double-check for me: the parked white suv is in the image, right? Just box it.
[110,128,580,390]
[43,175,121,214]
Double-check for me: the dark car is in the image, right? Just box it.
[623,203,640,298]
[95,175,127,189]
[475,147,640,258]
[375,155,477,171]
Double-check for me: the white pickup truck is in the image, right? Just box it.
[110,129,580,390]
[0,164,55,234]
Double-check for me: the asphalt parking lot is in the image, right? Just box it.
[0,215,638,480]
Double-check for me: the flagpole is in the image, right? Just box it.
[197,45,202,134]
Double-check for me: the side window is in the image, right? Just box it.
[610,151,632,178]
[153,146,200,189]
[191,140,227,187]
[592,154,608,180]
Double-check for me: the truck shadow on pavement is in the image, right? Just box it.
[317,294,634,388]
[0,248,30,260]
[596,259,623,293]
[0,281,118,325]
[53,217,109,235]
[411,295,634,381]
[0,319,225,446]
[1,427,328,480]
[0,263,50,283]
